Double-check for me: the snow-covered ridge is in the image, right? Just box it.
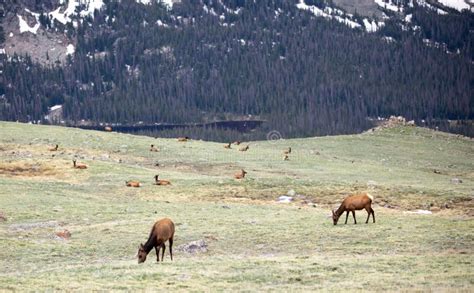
[296,0,384,32]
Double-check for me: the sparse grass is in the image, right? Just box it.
[0,121,473,291]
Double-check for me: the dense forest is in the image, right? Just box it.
[1,0,473,140]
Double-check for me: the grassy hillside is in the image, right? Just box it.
[0,122,473,291]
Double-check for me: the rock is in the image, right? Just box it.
[287,189,296,196]
[367,180,377,187]
[433,169,441,174]
[222,205,230,209]
[177,240,208,254]
[278,196,293,203]
[451,178,463,184]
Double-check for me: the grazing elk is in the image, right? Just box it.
[234,169,247,179]
[150,144,159,152]
[126,180,141,187]
[72,159,87,169]
[154,175,171,185]
[177,136,189,142]
[224,143,231,149]
[49,144,59,151]
[104,126,112,132]
[137,218,175,263]
[283,147,291,154]
[332,193,375,225]
[239,145,249,152]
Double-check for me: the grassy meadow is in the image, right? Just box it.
[0,121,473,291]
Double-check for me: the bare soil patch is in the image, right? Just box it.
[0,161,58,177]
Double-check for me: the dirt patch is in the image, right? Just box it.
[9,220,63,231]
[0,161,58,177]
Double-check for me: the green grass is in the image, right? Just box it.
[0,121,473,291]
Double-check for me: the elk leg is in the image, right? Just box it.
[345,211,349,224]
[169,238,173,261]
[365,208,371,224]
[161,244,166,261]
[352,210,357,224]
[372,208,376,223]
[155,246,160,262]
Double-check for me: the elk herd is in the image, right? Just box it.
[47,136,376,266]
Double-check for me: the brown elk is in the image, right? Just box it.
[137,218,175,263]
[332,193,375,225]
[233,141,241,145]
[224,143,231,149]
[234,169,247,179]
[177,136,189,142]
[150,144,159,152]
[72,159,88,169]
[104,126,112,132]
[49,144,58,151]
[126,180,140,187]
[283,147,292,154]
[239,145,249,152]
[154,175,171,185]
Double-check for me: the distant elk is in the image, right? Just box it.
[239,145,249,152]
[177,136,189,142]
[233,141,241,145]
[72,159,87,169]
[126,180,140,187]
[224,143,232,149]
[234,169,247,179]
[104,126,112,132]
[332,193,375,225]
[283,154,289,161]
[137,218,175,263]
[154,175,171,185]
[49,144,59,151]
[150,144,159,152]
[283,147,291,154]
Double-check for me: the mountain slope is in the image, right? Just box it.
[0,0,472,139]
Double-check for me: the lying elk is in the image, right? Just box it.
[137,218,175,263]
[72,159,87,169]
[332,193,375,225]
[234,169,247,179]
[126,180,140,187]
[154,175,171,185]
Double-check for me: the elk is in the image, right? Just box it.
[283,147,291,154]
[177,136,189,142]
[137,218,175,263]
[239,145,249,152]
[233,141,241,145]
[224,143,231,149]
[72,159,87,169]
[154,175,171,185]
[126,180,140,187]
[49,144,58,151]
[332,193,375,225]
[150,144,159,152]
[104,126,112,132]
[234,169,247,179]
[283,154,289,161]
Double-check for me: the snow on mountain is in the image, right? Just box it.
[18,14,40,34]
[437,0,472,11]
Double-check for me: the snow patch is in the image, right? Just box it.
[66,44,75,55]
[18,15,40,34]
[296,0,365,30]
[437,0,471,11]
[374,0,402,12]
